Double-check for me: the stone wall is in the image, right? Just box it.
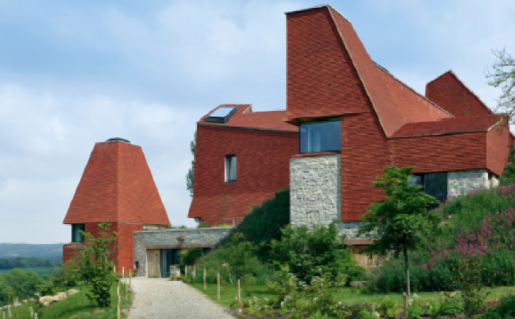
[290,155,340,226]
[133,227,232,277]
[448,169,490,197]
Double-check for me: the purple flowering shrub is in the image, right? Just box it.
[365,185,515,293]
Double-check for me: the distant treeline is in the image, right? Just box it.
[0,257,62,270]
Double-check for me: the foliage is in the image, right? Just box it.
[0,268,43,306]
[0,257,58,270]
[241,274,256,297]
[197,222,210,228]
[78,220,120,307]
[197,232,261,281]
[180,248,203,267]
[406,303,424,319]
[171,275,190,283]
[269,221,362,283]
[358,166,440,300]
[186,131,196,197]
[216,224,232,228]
[479,293,515,318]
[440,292,464,316]
[500,146,515,186]
[487,49,515,126]
[377,296,401,319]
[213,189,290,260]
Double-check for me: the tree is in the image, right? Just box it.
[357,166,441,303]
[186,131,196,197]
[79,220,120,307]
[487,49,515,127]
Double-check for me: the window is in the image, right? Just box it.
[225,155,237,182]
[204,107,237,123]
[299,118,341,154]
[409,172,448,206]
[72,224,85,243]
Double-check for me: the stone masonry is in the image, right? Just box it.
[133,227,232,277]
[447,169,491,197]
[290,155,340,226]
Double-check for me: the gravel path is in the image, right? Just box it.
[128,277,234,319]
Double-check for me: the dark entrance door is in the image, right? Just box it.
[160,249,181,278]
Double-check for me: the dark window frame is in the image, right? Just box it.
[71,224,85,243]
[225,155,237,182]
[299,117,341,154]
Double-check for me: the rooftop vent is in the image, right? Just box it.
[204,107,237,123]
[105,137,131,144]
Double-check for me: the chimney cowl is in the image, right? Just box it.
[105,137,131,144]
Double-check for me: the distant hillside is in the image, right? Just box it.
[0,243,64,260]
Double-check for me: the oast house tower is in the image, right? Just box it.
[62,138,170,272]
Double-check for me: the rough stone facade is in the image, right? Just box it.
[290,155,340,226]
[133,227,232,277]
[448,169,490,197]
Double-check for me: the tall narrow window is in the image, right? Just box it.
[299,118,341,154]
[424,172,448,202]
[225,155,237,182]
[72,224,85,243]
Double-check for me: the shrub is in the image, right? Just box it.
[180,248,203,268]
[0,269,43,306]
[269,221,363,283]
[479,293,515,318]
[406,304,424,319]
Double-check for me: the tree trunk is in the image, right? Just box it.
[403,246,411,305]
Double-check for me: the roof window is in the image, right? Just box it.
[204,107,237,123]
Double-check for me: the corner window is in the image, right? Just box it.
[72,224,85,243]
[424,172,448,202]
[225,155,236,182]
[299,118,341,154]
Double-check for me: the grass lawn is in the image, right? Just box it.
[191,282,515,308]
[3,281,132,319]
[0,267,54,276]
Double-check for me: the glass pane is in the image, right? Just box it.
[409,176,423,188]
[209,107,236,118]
[72,224,84,242]
[229,156,237,181]
[424,172,447,202]
[299,119,341,154]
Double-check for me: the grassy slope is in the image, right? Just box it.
[191,283,515,308]
[4,282,132,319]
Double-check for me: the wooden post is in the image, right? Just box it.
[29,306,33,317]
[403,292,408,310]
[114,266,116,273]
[203,268,206,290]
[185,265,188,278]
[122,267,124,279]
[193,265,196,281]
[237,279,241,307]
[129,270,132,291]
[217,272,220,300]
[125,272,128,301]
[7,306,11,318]
[34,313,38,319]
[117,280,120,319]
[2,310,5,319]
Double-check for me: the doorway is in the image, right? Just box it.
[160,249,181,278]
[147,249,161,277]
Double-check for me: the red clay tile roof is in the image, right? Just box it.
[198,104,298,132]
[392,115,502,138]
[326,6,452,137]
[63,141,170,225]
[426,70,493,117]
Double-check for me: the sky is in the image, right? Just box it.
[0,0,514,244]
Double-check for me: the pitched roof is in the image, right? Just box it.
[426,70,493,117]
[392,115,502,138]
[325,6,452,137]
[198,105,298,132]
[63,140,170,225]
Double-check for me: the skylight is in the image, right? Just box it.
[204,107,237,123]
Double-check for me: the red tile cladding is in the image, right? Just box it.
[487,122,512,176]
[62,222,142,273]
[188,125,298,225]
[63,141,170,226]
[392,115,502,138]
[340,112,390,222]
[200,105,298,132]
[426,71,493,117]
[390,133,487,174]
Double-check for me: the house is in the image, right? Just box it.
[188,5,512,242]
[62,138,170,272]
[63,5,512,275]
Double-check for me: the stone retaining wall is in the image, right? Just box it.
[133,227,232,277]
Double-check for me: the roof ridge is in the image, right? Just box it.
[426,70,494,115]
[374,62,454,118]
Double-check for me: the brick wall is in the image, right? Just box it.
[487,124,512,176]
[189,125,298,225]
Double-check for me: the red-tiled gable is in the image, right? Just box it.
[63,141,170,225]
[426,71,493,117]
[285,6,452,136]
[198,104,298,132]
[392,115,502,138]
